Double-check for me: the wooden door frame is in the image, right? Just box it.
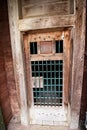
[23,30,71,125]
[23,30,71,110]
[7,0,86,129]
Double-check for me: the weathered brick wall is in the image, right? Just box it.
[0,34,12,125]
[80,8,87,121]
[0,0,12,125]
[80,62,87,121]
[0,0,19,122]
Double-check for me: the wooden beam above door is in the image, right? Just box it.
[18,15,75,31]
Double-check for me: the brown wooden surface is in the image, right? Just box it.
[70,0,86,128]
[30,54,63,61]
[8,0,29,125]
[22,2,69,18]
[24,30,70,110]
[22,0,68,6]
[23,34,34,107]
[63,30,71,105]
[7,0,86,128]
[69,0,75,14]
[28,31,63,42]
[40,41,52,54]
[22,0,69,18]
[18,15,75,31]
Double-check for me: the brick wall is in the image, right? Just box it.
[0,0,12,125]
[80,7,87,121]
[80,64,87,121]
[0,33,12,125]
[0,0,19,124]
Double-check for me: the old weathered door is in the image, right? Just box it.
[23,30,71,125]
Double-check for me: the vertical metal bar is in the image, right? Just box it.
[59,41,60,53]
[46,60,49,106]
[34,61,37,105]
[38,61,41,105]
[33,43,34,54]
[33,42,35,54]
[59,60,60,105]
[61,61,63,104]
[50,61,52,106]
[54,60,56,106]
[42,61,44,105]
[43,61,45,106]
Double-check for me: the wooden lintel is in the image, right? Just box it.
[18,15,75,31]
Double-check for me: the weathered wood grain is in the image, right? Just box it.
[7,0,86,128]
[7,0,29,125]
[22,0,68,6]
[63,30,71,105]
[69,0,75,14]
[70,0,86,129]
[28,31,63,42]
[19,15,75,31]
[23,34,34,108]
[30,54,63,61]
[22,2,69,17]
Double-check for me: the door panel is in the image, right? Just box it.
[23,30,71,125]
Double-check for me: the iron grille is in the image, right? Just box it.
[31,60,63,106]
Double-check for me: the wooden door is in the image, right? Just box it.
[23,30,71,125]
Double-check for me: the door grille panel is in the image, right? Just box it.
[31,60,63,106]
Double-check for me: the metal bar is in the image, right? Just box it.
[54,60,56,106]
[31,62,63,66]
[41,84,63,86]
[42,61,45,106]
[46,61,49,105]
[33,42,35,54]
[59,61,60,105]
[50,61,52,106]
[34,61,37,105]
[61,61,63,103]
[33,90,63,92]
[38,61,41,105]
[59,41,60,53]
[34,97,62,99]
[32,60,63,106]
